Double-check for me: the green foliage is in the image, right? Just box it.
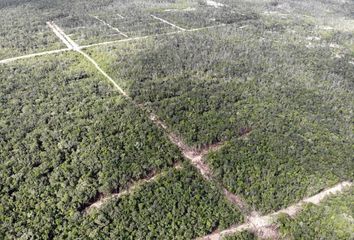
[206,117,352,213]
[1,0,353,238]
[224,230,258,240]
[0,52,182,238]
[86,15,353,214]
[64,165,243,239]
[86,16,353,147]
[55,15,127,46]
[276,186,354,239]
[0,3,65,59]
[151,5,258,29]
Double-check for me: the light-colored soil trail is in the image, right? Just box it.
[84,163,182,214]
[79,23,226,49]
[47,22,76,49]
[79,30,182,49]
[271,181,352,217]
[206,0,226,8]
[92,15,128,38]
[48,22,352,240]
[149,115,250,212]
[79,50,129,97]
[1,22,229,64]
[47,21,79,50]
[0,48,69,64]
[199,181,352,240]
[48,21,250,216]
[150,14,186,31]
[164,7,196,12]
[116,13,125,19]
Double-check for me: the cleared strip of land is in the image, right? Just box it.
[0,48,70,64]
[79,23,226,49]
[199,181,352,240]
[150,14,186,31]
[116,13,125,19]
[79,50,129,97]
[92,15,128,38]
[48,21,250,216]
[84,163,182,213]
[0,23,229,64]
[47,21,79,50]
[47,22,74,49]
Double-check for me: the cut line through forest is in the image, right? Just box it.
[47,20,251,218]
[83,163,183,214]
[150,14,187,31]
[199,181,353,240]
[1,21,229,64]
[92,15,129,38]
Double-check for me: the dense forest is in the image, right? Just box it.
[63,165,243,239]
[86,13,353,214]
[0,52,186,238]
[86,14,353,144]
[151,4,258,29]
[206,120,352,213]
[0,4,65,59]
[55,15,127,46]
[1,0,353,239]
[276,186,354,239]
[224,231,258,240]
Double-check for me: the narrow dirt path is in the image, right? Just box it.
[92,15,128,38]
[79,50,129,97]
[164,7,196,12]
[79,31,181,49]
[0,48,70,64]
[84,163,182,214]
[48,21,251,217]
[205,0,226,8]
[48,22,352,240]
[47,22,75,49]
[116,13,125,19]
[1,21,234,65]
[79,23,226,49]
[199,181,352,240]
[150,14,186,31]
[47,22,79,50]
